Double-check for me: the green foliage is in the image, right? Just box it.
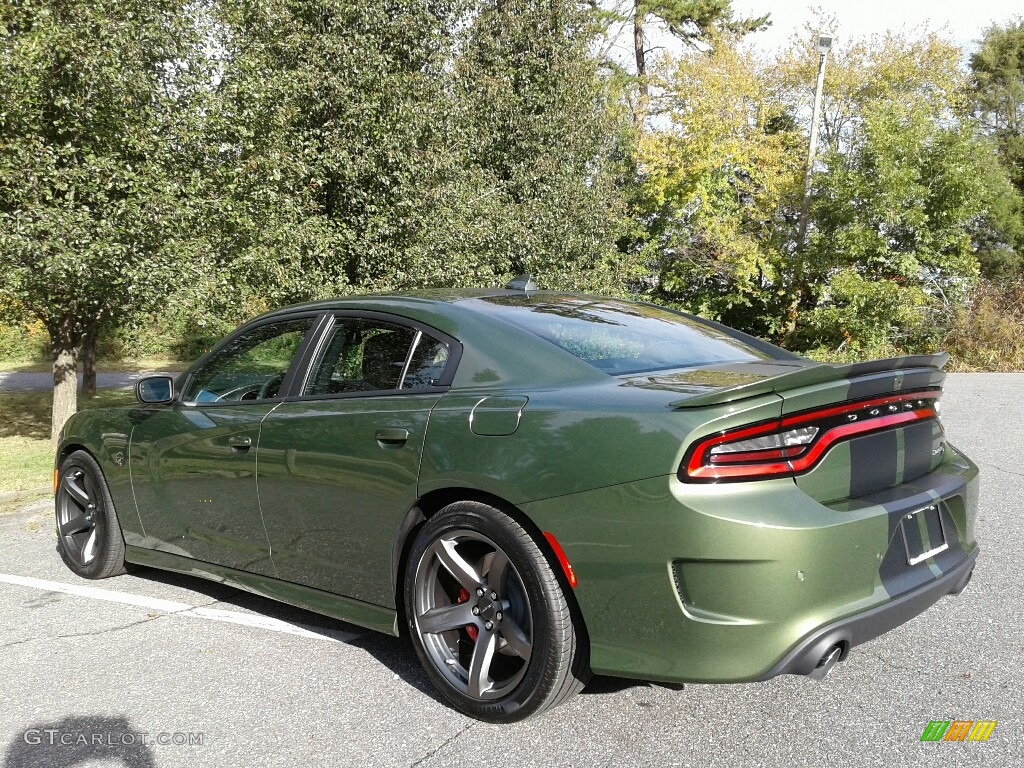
[797,34,1021,351]
[0,320,49,361]
[2,2,1023,373]
[809,104,985,291]
[204,0,629,301]
[436,0,633,292]
[0,0,212,343]
[797,269,935,353]
[203,0,467,302]
[634,0,768,44]
[970,18,1024,278]
[803,101,1009,351]
[633,25,1021,359]
[971,19,1024,186]
[0,0,216,436]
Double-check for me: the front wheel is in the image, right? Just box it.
[404,501,588,722]
[55,450,129,579]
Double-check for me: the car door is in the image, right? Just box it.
[256,313,456,606]
[128,315,321,574]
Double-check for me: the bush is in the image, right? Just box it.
[944,279,1024,371]
[795,270,942,360]
[0,320,50,362]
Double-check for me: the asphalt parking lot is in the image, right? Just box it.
[1,373,1021,768]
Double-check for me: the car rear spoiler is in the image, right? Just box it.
[670,353,950,409]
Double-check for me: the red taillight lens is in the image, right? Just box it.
[681,390,941,483]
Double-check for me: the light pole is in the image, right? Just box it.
[796,33,833,249]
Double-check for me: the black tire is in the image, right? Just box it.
[404,501,588,722]
[55,450,129,579]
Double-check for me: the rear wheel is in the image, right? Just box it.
[404,501,587,722]
[55,450,128,579]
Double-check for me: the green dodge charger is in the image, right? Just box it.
[54,286,979,722]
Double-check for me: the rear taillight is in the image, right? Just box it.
[680,390,941,482]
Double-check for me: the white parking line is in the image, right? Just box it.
[0,573,363,644]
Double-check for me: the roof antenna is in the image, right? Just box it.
[504,274,539,292]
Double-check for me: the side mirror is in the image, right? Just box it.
[135,375,175,404]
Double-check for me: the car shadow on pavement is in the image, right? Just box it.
[127,566,450,706]
[127,566,675,709]
[5,714,156,768]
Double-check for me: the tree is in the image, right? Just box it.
[972,18,1024,188]
[801,102,999,353]
[204,0,473,303]
[206,0,631,299]
[0,0,211,441]
[434,0,633,291]
[970,18,1024,277]
[773,26,1017,351]
[601,0,768,129]
[631,23,1020,356]
[633,39,803,336]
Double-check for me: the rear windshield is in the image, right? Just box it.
[469,295,772,375]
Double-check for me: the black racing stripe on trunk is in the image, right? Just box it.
[849,429,899,498]
[902,421,937,482]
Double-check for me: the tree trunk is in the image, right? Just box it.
[81,325,97,398]
[51,334,79,446]
[633,6,649,131]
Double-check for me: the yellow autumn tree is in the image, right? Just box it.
[635,36,805,337]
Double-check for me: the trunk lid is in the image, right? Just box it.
[625,353,948,409]
[628,354,948,501]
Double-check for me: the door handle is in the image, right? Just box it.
[228,436,252,450]
[375,428,409,447]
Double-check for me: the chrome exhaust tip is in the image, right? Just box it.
[808,644,843,681]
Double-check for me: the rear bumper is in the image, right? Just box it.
[758,547,977,679]
[523,444,980,684]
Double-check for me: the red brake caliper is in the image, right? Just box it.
[456,587,479,641]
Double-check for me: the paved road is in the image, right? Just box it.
[0,373,1020,768]
[0,371,178,394]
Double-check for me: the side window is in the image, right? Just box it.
[304,318,450,396]
[182,318,314,403]
[403,335,450,389]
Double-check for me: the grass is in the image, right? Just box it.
[0,390,134,495]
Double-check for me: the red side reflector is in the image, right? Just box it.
[543,532,578,589]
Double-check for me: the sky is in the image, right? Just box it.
[732,1,1022,53]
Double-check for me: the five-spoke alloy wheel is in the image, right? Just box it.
[405,501,587,722]
[56,450,128,579]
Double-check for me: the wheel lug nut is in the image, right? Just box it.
[476,587,484,597]
[496,612,502,621]
[484,621,493,631]
[471,606,480,615]
[489,591,497,600]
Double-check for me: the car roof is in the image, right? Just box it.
[258,288,550,318]
[247,289,616,390]
[243,289,795,391]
